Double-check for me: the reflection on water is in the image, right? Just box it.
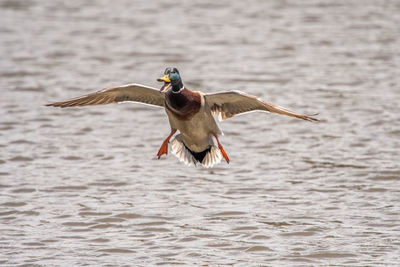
[1,0,399,265]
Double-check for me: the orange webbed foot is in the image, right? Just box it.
[157,129,177,159]
[157,140,169,159]
[215,135,230,164]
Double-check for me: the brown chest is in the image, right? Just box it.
[165,89,201,121]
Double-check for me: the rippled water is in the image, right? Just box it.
[1,0,400,266]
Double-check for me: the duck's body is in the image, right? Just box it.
[47,67,319,168]
[167,106,223,166]
[168,101,214,150]
[158,74,227,166]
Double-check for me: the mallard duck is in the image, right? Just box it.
[47,67,319,167]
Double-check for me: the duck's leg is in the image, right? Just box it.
[157,129,177,159]
[214,135,230,164]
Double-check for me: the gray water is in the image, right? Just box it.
[1,0,400,266]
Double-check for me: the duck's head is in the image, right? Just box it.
[157,67,184,92]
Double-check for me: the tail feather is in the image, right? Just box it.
[170,134,222,168]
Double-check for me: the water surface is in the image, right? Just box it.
[1,0,399,266]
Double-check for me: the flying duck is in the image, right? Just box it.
[47,67,319,167]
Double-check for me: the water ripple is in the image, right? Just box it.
[1,0,399,266]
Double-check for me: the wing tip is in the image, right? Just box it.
[45,102,65,108]
[303,113,321,122]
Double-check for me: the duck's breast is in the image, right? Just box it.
[165,88,201,121]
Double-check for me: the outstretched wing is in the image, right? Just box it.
[204,90,319,121]
[46,83,165,108]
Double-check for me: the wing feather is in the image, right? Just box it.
[46,83,165,108]
[205,90,319,122]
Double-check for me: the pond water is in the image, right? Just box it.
[1,0,399,265]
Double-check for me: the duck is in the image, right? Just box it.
[47,67,319,167]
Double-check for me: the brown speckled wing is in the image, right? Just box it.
[46,83,165,108]
[205,90,319,122]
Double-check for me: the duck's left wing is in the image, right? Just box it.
[47,83,165,108]
[204,90,319,121]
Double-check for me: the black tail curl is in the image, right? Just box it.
[183,143,211,163]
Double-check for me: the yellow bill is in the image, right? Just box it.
[157,74,170,83]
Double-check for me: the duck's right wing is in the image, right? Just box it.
[46,83,165,108]
[205,90,319,121]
